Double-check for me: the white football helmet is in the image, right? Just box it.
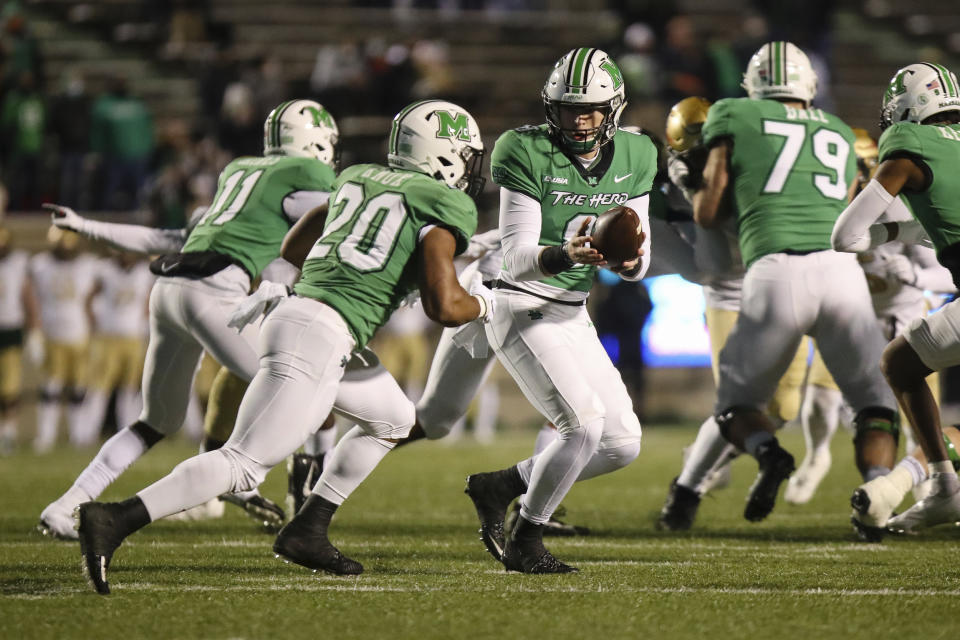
[387,99,485,199]
[742,41,817,106]
[880,62,960,129]
[543,47,627,154]
[263,99,339,169]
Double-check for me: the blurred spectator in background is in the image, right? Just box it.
[0,3,43,96]
[164,0,209,59]
[90,76,154,211]
[366,37,416,115]
[607,0,677,38]
[1,70,45,210]
[51,69,92,208]
[218,80,261,158]
[252,54,288,123]
[616,22,661,102]
[410,39,453,99]
[310,37,367,117]
[373,306,433,402]
[657,14,718,104]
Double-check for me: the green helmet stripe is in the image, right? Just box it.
[774,41,783,86]
[936,63,958,96]
[389,100,430,155]
[569,47,592,93]
[269,100,296,150]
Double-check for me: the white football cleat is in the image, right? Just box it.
[912,478,933,503]
[38,500,80,540]
[784,451,831,505]
[886,485,960,534]
[164,498,225,522]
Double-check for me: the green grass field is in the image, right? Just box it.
[3,423,960,639]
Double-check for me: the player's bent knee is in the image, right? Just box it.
[361,402,416,440]
[853,406,900,446]
[219,446,271,493]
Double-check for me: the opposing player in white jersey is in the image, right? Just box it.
[29,228,99,453]
[832,62,960,534]
[75,252,154,446]
[465,48,653,573]
[0,227,41,454]
[74,99,489,593]
[688,42,899,523]
[37,99,340,538]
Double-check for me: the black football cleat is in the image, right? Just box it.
[656,477,701,531]
[502,539,578,574]
[744,442,796,522]
[286,453,322,518]
[76,502,128,595]
[273,519,362,576]
[221,492,286,532]
[464,471,524,562]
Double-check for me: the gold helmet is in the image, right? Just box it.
[47,225,81,254]
[665,96,712,153]
[852,127,879,183]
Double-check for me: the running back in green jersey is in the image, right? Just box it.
[183,155,336,278]
[295,164,477,347]
[702,98,857,268]
[490,124,657,292]
[878,121,960,256]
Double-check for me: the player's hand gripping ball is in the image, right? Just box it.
[590,205,642,266]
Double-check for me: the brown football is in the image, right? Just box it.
[590,206,641,266]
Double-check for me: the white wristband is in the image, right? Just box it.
[472,294,487,320]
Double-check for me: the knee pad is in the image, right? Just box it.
[220,446,271,494]
[853,406,900,446]
[361,399,416,440]
[599,439,642,472]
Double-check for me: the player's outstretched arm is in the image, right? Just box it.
[43,204,187,254]
[281,203,329,268]
[418,226,489,327]
[832,158,927,252]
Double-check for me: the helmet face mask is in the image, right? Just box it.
[880,63,960,130]
[387,100,485,200]
[263,100,340,170]
[742,41,818,106]
[543,47,627,155]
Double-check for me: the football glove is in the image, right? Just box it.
[463,229,501,261]
[43,203,87,233]
[666,151,702,203]
[469,272,495,323]
[227,281,289,331]
[885,254,918,287]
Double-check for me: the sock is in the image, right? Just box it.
[511,515,544,550]
[743,431,775,458]
[929,460,959,494]
[532,423,558,456]
[116,389,142,429]
[74,425,153,500]
[677,416,730,491]
[34,400,61,452]
[520,419,602,524]
[77,390,109,447]
[312,426,395,505]
[473,384,499,444]
[884,463,919,500]
[53,484,93,512]
[801,385,842,460]
[294,494,338,531]
[896,455,928,488]
[138,449,235,520]
[863,465,891,482]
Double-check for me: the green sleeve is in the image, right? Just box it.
[299,159,337,192]
[419,187,478,255]
[702,98,736,148]
[490,129,541,201]
[878,122,923,163]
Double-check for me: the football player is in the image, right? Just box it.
[37,99,341,538]
[0,227,41,455]
[465,47,653,573]
[75,99,489,593]
[688,41,899,523]
[832,62,960,533]
[29,227,99,453]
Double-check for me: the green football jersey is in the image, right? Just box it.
[490,125,657,292]
[183,155,336,278]
[878,121,960,255]
[702,98,857,268]
[295,163,477,347]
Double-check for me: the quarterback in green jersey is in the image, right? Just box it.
[691,42,899,525]
[37,99,340,540]
[465,47,654,574]
[75,100,492,592]
[833,62,960,534]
